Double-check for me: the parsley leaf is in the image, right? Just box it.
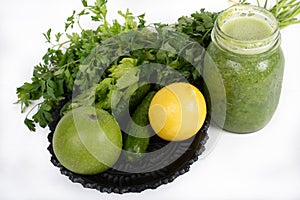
[24,118,36,132]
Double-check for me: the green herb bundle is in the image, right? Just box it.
[15,0,148,131]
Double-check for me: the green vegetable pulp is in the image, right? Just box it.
[204,42,284,133]
[222,18,273,40]
[204,11,284,133]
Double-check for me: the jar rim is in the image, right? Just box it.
[213,4,281,54]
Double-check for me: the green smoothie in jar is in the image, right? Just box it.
[203,5,284,133]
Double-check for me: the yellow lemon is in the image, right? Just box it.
[148,82,206,141]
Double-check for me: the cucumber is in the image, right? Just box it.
[113,83,150,129]
[129,83,151,113]
[124,91,156,161]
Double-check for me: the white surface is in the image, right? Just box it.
[1,0,300,199]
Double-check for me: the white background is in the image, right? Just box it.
[1,0,300,199]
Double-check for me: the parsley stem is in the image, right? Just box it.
[55,40,71,49]
[257,0,261,7]
[77,17,84,31]
[60,59,81,69]
[263,0,269,8]
[257,0,300,29]
[25,103,42,119]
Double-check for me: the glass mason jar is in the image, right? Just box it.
[203,5,284,133]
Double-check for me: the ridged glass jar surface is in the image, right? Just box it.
[203,5,284,133]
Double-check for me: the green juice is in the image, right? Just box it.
[204,5,284,133]
[222,18,273,41]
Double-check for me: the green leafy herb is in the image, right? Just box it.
[16,0,146,131]
[174,9,218,49]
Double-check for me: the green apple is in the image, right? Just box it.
[53,107,122,175]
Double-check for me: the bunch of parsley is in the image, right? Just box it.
[16,0,146,131]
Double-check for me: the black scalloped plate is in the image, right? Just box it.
[47,111,209,194]
[48,120,209,194]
